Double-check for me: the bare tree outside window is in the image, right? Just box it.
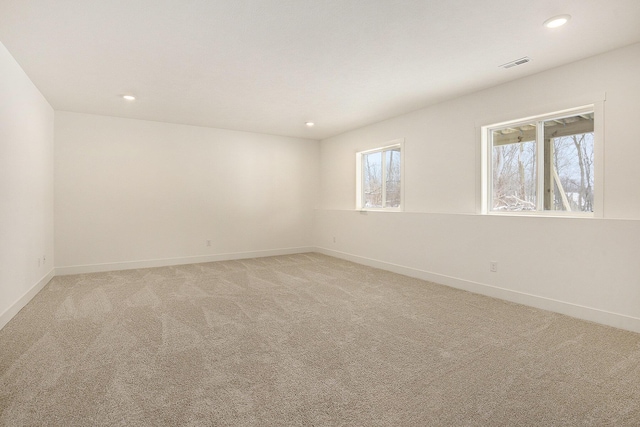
[546,130,594,213]
[385,148,401,207]
[488,110,594,213]
[363,152,382,208]
[491,123,537,211]
[359,144,402,210]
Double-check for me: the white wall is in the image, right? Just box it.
[55,112,319,273]
[316,42,640,332]
[0,42,55,329]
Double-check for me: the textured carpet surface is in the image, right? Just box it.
[1,253,640,426]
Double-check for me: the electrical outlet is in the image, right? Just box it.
[490,261,498,273]
[206,240,211,247]
[43,255,46,264]
[332,236,336,243]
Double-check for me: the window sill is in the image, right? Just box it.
[357,208,403,213]
[486,211,596,219]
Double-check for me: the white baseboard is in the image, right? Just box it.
[0,269,55,331]
[316,247,640,334]
[55,246,315,275]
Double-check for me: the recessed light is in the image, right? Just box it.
[122,95,136,101]
[305,122,315,127]
[544,14,571,28]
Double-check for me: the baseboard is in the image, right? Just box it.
[0,269,55,331]
[55,246,315,275]
[316,247,640,334]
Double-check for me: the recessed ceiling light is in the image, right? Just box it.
[122,95,136,101]
[305,122,314,127]
[544,14,571,28]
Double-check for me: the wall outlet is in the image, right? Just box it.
[332,236,336,243]
[206,240,212,247]
[43,255,46,264]
[490,261,498,273]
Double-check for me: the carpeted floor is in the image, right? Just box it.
[1,253,639,426]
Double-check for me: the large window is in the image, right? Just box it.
[356,141,403,210]
[483,107,595,214]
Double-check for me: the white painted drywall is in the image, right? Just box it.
[0,42,55,329]
[316,42,640,332]
[55,112,319,271]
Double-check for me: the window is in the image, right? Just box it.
[356,141,403,210]
[483,106,595,214]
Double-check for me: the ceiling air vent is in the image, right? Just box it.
[500,57,531,69]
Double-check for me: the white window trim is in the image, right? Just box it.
[356,139,405,211]
[480,103,604,218]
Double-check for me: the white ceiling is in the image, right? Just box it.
[1,0,639,140]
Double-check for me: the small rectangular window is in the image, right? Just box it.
[491,121,538,211]
[542,116,594,212]
[485,107,595,214]
[356,141,403,210]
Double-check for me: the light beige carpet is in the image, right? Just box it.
[1,253,639,426]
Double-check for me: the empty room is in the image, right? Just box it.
[2,0,640,425]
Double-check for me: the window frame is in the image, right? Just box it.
[481,105,603,217]
[356,139,404,211]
